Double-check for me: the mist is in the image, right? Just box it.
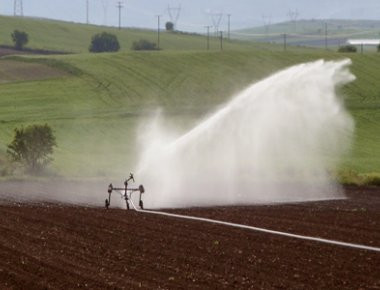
[136,59,355,209]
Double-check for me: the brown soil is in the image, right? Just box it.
[0,60,66,83]
[0,186,379,289]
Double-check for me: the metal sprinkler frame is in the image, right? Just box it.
[106,173,145,210]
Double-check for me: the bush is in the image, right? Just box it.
[11,30,28,50]
[132,39,158,51]
[338,45,357,53]
[166,21,174,31]
[378,44,380,52]
[89,32,120,53]
[7,124,57,173]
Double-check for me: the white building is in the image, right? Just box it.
[347,39,380,46]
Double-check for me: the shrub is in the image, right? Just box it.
[11,30,28,50]
[338,45,357,53]
[89,32,120,53]
[7,124,57,173]
[132,39,158,51]
[378,44,380,52]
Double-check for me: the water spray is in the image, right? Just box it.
[137,59,355,209]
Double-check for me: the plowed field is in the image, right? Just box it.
[0,186,379,289]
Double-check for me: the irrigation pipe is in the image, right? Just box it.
[129,199,380,253]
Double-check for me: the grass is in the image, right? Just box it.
[0,16,378,181]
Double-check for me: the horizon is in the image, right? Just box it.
[1,0,380,33]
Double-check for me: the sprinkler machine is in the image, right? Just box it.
[105,173,145,210]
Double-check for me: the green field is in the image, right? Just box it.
[0,17,379,182]
[0,15,256,53]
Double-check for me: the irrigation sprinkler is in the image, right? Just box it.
[106,173,145,210]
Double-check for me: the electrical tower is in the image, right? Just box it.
[14,0,23,17]
[167,4,181,30]
[262,14,272,35]
[101,0,109,25]
[210,12,223,35]
[86,0,89,24]
[227,14,231,40]
[287,9,299,31]
[116,1,124,30]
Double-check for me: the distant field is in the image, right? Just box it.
[233,19,380,48]
[0,17,378,179]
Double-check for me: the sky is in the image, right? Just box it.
[2,0,380,32]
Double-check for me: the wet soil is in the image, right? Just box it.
[0,186,379,289]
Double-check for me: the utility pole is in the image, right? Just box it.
[220,31,223,51]
[227,14,231,40]
[205,25,212,50]
[156,15,161,50]
[116,1,124,30]
[86,0,89,24]
[283,33,287,51]
[324,22,328,50]
[14,0,23,16]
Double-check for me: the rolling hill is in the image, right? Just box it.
[233,19,380,48]
[0,15,256,53]
[0,16,378,182]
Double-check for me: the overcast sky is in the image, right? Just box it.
[2,0,380,31]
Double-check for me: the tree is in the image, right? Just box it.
[338,45,357,53]
[89,32,120,53]
[165,21,174,31]
[7,124,57,173]
[132,39,158,51]
[11,30,28,50]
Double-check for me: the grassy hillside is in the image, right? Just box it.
[234,19,380,48]
[0,48,379,178]
[0,15,255,53]
[0,17,378,180]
